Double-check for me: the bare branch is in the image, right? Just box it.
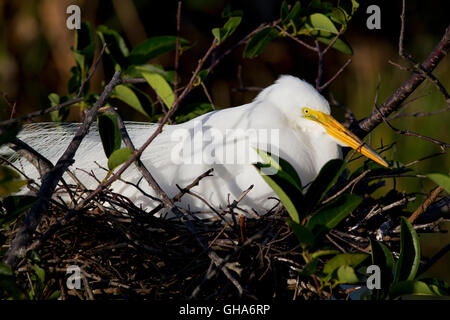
[355,24,450,137]
[3,71,122,268]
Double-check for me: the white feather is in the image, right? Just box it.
[7,75,345,218]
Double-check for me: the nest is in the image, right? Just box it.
[1,167,445,301]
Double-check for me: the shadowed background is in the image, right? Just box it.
[0,0,448,280]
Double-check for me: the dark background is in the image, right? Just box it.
[0,0,449,280]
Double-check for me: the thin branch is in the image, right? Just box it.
[173,1,182,99]
[76,43,107,98]
[408,186,443,223]
[0,98,83,127]
[0,44,106,128]
[275,25,317,52]
[322,27,346,55]
[373,103,450,149]
[3,70,122,268]
[355,24,450,137]
[397,0,450,105]
[208,20,280,74]
[315,40,323,90]
[318,58,352,92]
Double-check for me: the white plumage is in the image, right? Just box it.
[9,75,387,218]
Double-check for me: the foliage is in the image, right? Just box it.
[0,0,448,300]
[254,151,449,299]
[244,0,359,58]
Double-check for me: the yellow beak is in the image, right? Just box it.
[306,110,389,168]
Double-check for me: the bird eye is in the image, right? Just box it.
[302,108,310,115]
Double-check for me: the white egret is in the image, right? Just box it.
[13,75,388,218]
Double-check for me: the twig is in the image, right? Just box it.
[2,71,122,268]
[408,186,443,223]
[208,20,280,73]
[7,138,54,178]
[322,27,346,55]
[0,98,83,127]
[76,44,107,98]
[322,170,369,204]
[315,41,323,90]
[1,91,18,119]
[397,0,450,105]
[373,103,450,149]
[173,1,182,99]
[318,58,352,92]
[275,25,317,52]
[389,105,450,119]
[356,24,450,137]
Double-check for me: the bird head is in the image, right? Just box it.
[259,75,389,168]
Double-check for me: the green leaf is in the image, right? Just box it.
[97,113,122,158]
[48,93,70,122]
[212,28,221,42]
[48,92,59,106]
[313,31,353,54]
[243,27,279,59]
[193,69,209,86]
[74,22,95,69]
[128,36,190,66]
[281,1,301,29]
[287,219,315,247]
[0,262,13,277]
[0,195,37,225]
[0,262,25,299]
[330,7,349,25]
[306,194,362,232]
[393,217,421,283]
[310,249,339,260]
[390,280,436,299]
[67,65,82,94]
[370,239,394,272]
[307,13,339,34]
[48,290,61,300]
[174,102,213,123]
[255,149,302,192]
[337,265,359,283]
[338,0,360,18]
[212,16,242,43]
[0,166,27,197]
[370,239,394,299]
[323,252,368,275]
[140,70,175,109]
[300,258,319,277]
[426,173,450,193]
[32,264,45,283]
[255,164,301,223]
[280,1,289,23]
[108,147,133,171]
[420,278,450,296]
[254,151,304,223]
[71,22,95,88]
[221,16,242,40]
[131,64,175,84]
[111,84,152,118]
[305,159,345,213]
[0,123,21,146]
[97,25,129,69]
